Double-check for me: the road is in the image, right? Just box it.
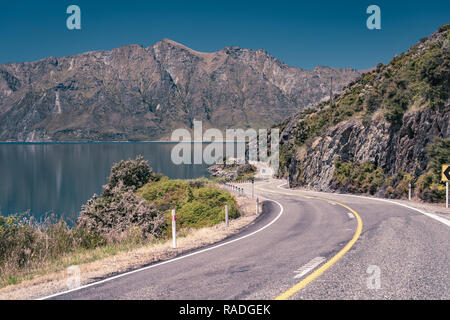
[46,179,449,300]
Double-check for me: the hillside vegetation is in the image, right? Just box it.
[279,24,450,202]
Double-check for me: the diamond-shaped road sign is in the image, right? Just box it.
[442,164,450,182]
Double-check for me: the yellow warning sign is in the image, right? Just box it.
[442,164,450,182]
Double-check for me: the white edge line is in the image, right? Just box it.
[38,196,284,300]
[277,182,288,189]
[341,193,450,227]
[273,181,450,228]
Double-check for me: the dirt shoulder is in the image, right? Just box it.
[0,194,261,300]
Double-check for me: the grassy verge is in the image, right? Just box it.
[0,157,240,289]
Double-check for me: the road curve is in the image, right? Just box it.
[45,180,449,300]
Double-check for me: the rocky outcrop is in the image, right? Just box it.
[207,164,238,180]
[208,163,257,180]
[0,40,361,141]
[288,103,449,190]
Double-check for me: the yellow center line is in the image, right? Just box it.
[255,183,363,300]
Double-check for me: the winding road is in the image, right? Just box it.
[44,179,449,300]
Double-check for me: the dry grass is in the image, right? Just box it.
[0,194,261,300]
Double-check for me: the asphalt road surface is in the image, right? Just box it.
[46,179,449,300]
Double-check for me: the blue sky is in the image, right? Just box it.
[0,0,449,69]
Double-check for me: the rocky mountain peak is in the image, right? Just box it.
[0,39,362,141]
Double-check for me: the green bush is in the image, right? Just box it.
[77,183,166,241]
[103,155,160,196]
[416,137,450,202]
[333,158,386,195]
[77,156,167,240]
[139,179,239,233]
[235,164,256,181]
[236,163,256,176]
[417,171,446,202]
[426,137,450,179]
[394,172,414,197]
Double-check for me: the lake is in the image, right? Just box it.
[0,142,218,223]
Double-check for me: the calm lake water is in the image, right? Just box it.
[0,143,217,223]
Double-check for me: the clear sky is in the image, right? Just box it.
[0,0,449,70]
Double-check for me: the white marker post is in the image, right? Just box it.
[225,204,229,227]
[256,198,259,215]
[251,178,254,199]
[171,209,177,248]
[408,183,412,201]
[446,181,448,209]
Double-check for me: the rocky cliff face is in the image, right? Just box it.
[279,25,450,200]
[287,104,449,190]
[0,39,361,142]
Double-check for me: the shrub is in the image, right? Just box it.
[426,137,450,179]
[394,172,414,198]
[235,164,257,181]
[333,159,386,195]
[138,179,240,233]
[77,182,166,241]
[176,188,239,229]
[416,137,450,202]
[0,213,36,270]
[416,171,446,202]
[0,212,99,286]
[77,155,168,240]
[103,155,158,196]
[237,164,256,176]
[438,24,450,33]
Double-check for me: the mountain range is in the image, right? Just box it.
[0,39,361,141]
